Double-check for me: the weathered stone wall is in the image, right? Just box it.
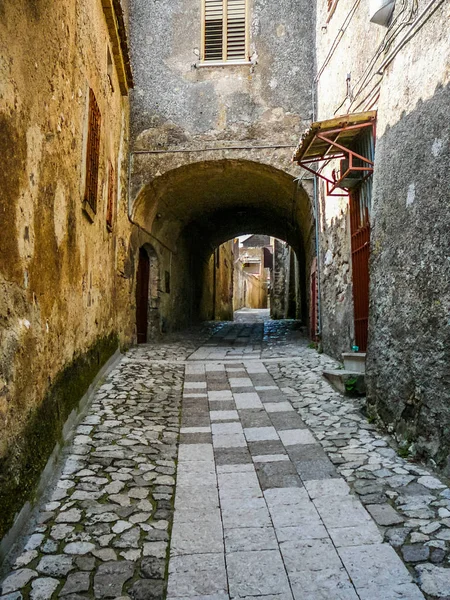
[271,239,293,319]
[200,241,235,321]
[128,0,316,326]
[234,264,268,311]
[0,0,134,539]
[315,0,450,466]
[366,2,450,468]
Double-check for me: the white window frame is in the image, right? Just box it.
[200,0,251,66]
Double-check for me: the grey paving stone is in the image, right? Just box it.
[366,503,404,526]
[295,458,339,481]
[264,487,310,508]
[212,433,247,448]
[401,544,430,562]
[338,544,412,589]
[280,539,342,574]
[224,527,278,552]
[214,448,252,465]
[129,579,165,600]
[313,496,372,529]
[167,553,227,597]
[93,561,135,598]
[357,583,425,600]
[279,429,316,446]
[37,555,74,577]
[252,454,290,463]
[328,523,383,547]
[221,497,272,528]
[304,479,351,499]
[239,410,272,428]
[208,391,233,401]
[276,521,329,541]
[416,563,450,597]
[264,402,294,413]
[171,516,224,555]
[247,440,287,456]
[268,412,306,431]
[244,426,279,442]
[208,400,237,411]
[226,550,291,598]
[29,577,59,600]
[210,410,239,421]
[255,461,302,490]
[178,444,214,462]
[179,432,213,444]
[233,393,263,409]
[211,422,243,435]
[229,378,253,388]
[59,572,90,596]
[288,567,359,600]
[175,486,219,510]
[1,570,37,595]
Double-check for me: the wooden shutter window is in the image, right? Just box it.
[106,161,115,232]
[203,0,247,62]
[84,89,101,215]
[227,0,246,60]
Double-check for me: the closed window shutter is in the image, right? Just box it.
[227,0,246,60]
[204,0,247,62]
[204,0,224,61]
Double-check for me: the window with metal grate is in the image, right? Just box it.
[84,89,101,216]
[203,0,248,62]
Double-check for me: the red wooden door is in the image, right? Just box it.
[136,248,150,344]
[350,190,370,352]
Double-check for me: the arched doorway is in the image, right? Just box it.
[136,247,150,343]
[135,244,160,343]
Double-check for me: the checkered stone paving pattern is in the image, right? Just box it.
[3,311,450,599]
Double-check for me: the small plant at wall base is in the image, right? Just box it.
[345,376,359,394]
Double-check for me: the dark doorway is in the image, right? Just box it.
[136,247,150,343]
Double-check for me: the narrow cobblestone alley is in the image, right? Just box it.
[2,312,450,600]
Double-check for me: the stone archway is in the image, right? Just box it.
[130,158,315,330]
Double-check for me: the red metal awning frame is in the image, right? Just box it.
[293,114,376,197]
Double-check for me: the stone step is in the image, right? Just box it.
[342,352,366,373]
[323,369,366,396]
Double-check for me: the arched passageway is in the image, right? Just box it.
[130,159,315,332]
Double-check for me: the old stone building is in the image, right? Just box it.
[0,0,136,544]
[299,0,450,468]
[0,0,449,570]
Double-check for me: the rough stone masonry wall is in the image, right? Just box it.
[0,0,134,540]
[199,241,235,321]
[314,0,386,358]
[366,1,450,469]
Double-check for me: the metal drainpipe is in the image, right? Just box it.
[311,80,323,339]
[313,174,322,339]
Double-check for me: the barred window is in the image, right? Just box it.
[202,0,248,63]
[84,89,101,216]
[106,161,115,232]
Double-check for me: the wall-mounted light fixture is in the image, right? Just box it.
[369,0,395,26]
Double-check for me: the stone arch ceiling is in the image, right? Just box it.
[131,159,314,255]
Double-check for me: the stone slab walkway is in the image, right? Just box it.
[170,359,424,600]
[2,313,450,600]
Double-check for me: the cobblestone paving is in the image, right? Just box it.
[2,311,450,599]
